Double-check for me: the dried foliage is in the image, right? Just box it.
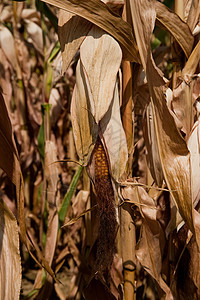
[0,0,200,299]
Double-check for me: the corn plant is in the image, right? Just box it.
[0,0,200,299]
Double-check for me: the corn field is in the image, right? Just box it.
[0,0,200,299]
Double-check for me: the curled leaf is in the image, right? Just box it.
[156,2,194,58]
[41,0,139,62]
[58,10,92,73]
[130,0,200,250]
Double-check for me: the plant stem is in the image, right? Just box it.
[120,2,136,299]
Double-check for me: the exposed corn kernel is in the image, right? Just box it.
[94,137,109,180]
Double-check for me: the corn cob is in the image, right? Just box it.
[93,137,118,283]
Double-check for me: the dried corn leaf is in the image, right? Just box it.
[58,10,92,74]
[130,0,200,250]
[0,49,13,108]
[0,5,13,23]
[63,206,96,227]
[143,103,164,187]
[0,92,57,282]
[0,199,21,300]
[41,0,139,62]
[49,88,62,127]
[71,60,98,164]
[25,20,43,54]
[0,92,26,244]
[188,120,200,207]
[80,25,122,123]
[186,0,200,32]
[21,8,41,24]
[44,140,59,265]
[172,75,200,137]
[137,222,173,299]
[32,141,59,297]
[122,186,172,298]
[100,82,128,180]
[0,25,18,70]
[182,40,200,76]
[72,190,89,216]
[155,2,194,58]
[172,80,194,137]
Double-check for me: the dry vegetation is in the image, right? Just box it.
[0,0,200,299]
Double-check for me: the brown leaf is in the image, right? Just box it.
[21,8,41,24]
[143,103,164,187]
[44,140,59,265]
[0,49,13,109]
[80,25,122,123]
[187,119,200,207]
[0,5,13,23]
[32,140,60,296]
[182,40,200,76]
[171,231,200,299]
[130,0,200,250]
[155,2,194,58]
[49,88,62,127]
[172,75,200,137]
[100,82,128,180]
[0,92,57,283]
[0,91,26,244]
[121,185,172,298]
[72,190,89,216]
[0,199,21,300]
[136,221,173,299]
[62,205,96,227]
[58,10,92,74]
[0,24,18,70]
[25,20,43,54]
[41,0,139,62]
[186,0,200,32]
[71,59,99,164]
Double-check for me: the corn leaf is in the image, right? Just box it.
[44,140,59,265]
[0,199,21,300]
[62,205,96,227]
[186,0,200,32]
[122,185,173,298]
[187,119,200,207]
[156,2,194,58]
[172,76,198,138]
[41,0,139,62]
[182,40,200,76]
[0,91,26,244]
[100,81,128,180]
[0,25,18,70]
[130,0,200,250]
[0,92,57,282]
[71,60,99,164]
[80,25,122,123]
[143,103,164,187]
[58,10,92,74]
